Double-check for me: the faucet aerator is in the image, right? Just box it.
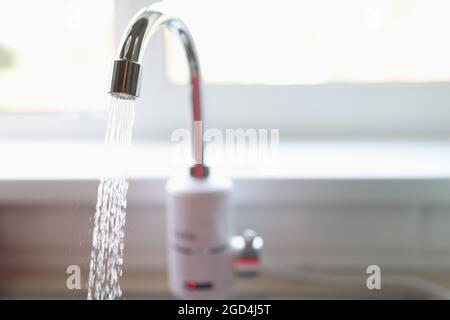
[110,60,142,98]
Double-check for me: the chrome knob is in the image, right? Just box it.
[231,230,263,277]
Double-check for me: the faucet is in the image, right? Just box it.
[109,3,261,299]
[110,4,208,179]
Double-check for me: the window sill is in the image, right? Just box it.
[0,139,449,205]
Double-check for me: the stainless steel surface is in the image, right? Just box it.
[110,4,208,178]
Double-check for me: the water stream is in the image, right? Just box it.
[87,94,136,300]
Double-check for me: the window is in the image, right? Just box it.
[0,0,449,140]
[166,0,450,85]
[161,0,450,139]
[0,0,115,112]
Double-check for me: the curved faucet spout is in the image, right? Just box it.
[110,5,208,179]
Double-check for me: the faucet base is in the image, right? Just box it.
[190,164,209,179]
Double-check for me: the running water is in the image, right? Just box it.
[87,94,136,300]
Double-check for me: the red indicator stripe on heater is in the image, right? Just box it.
[185,281,213,290]
[186,281,196,290]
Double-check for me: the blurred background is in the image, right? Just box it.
[1,0,450,299]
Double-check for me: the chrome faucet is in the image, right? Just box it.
[109,4,262,300]
[110,4,208,179]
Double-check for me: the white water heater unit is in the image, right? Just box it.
[166,173,233,299]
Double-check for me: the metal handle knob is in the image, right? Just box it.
[231,230,263,277]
